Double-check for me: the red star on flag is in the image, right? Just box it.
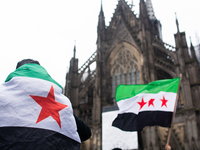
[30,85,68,128]
[148,98,155,107]
[137,98,147,110]
[160,96,168,107]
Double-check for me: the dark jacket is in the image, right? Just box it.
[74,115,91,142]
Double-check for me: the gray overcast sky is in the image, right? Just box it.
[0,0,199,86]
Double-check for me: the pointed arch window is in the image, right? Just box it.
[111,49,141,98]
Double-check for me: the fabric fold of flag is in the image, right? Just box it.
[112,78,180,131]
[0,64,81,149]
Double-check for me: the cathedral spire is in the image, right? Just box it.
[190,37,198,61]
[139,0,148,19]
[97,0,106,42]
[73,40,76,58]
[99,0,104,18]
[146,0,156,20]
[100,0,103,12]
[175,13,180,33]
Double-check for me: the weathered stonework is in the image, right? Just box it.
[65,0,200,149]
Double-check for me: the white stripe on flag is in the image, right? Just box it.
[0,77,81,143]
[117,92,176,115]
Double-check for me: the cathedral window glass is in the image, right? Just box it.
[121,71,125,84]
[127,71,130,85]
[131,68,135,84]
[136,69,140,84]
[117,71,120,86]
[112,74,116,97]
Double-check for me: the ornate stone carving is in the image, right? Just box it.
[112,49,139,75]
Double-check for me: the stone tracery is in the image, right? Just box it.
[111,48,140,97]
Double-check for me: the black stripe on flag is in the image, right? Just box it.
[112,111,173,131]
[0,127,80,150]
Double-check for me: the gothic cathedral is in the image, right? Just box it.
[65,0,200,149]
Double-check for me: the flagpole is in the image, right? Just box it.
[166,74,182,150]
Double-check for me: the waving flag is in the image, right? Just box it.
[0,64,80,149]
[112,78,180,131]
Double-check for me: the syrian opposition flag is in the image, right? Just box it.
[0,64,81,149]
[112,78,180,131]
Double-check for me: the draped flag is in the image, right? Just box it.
[0,64,81,149]
[112,78,180,131]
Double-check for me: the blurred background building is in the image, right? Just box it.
[65,0,200,149]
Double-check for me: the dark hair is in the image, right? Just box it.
[16,59,40,69]
[112,148,122,150]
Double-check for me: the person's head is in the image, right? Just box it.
[112,148,122,150]
[16,59,40,69]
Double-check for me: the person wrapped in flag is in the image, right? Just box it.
[112,78,180,131]
[0,59,91,150]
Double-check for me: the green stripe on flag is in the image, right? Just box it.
[5,63,62,89]
[115,78,180,102]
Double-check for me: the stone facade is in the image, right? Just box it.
[65,0,200,149]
